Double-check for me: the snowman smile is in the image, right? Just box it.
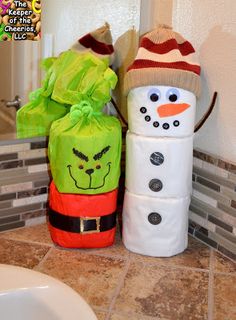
[157,103,190,118]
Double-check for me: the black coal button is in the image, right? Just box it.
[173,120,180,127]
[149,179,163,192]
[150,152,164,166]
[153,121,159,128]
[162,123,170,130]
[140,107,147,114]
[148,212,162,225]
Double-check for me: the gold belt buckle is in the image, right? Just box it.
[80,217,101,234]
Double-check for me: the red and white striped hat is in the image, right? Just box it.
[124,25,201,97]
[72,23,115,65]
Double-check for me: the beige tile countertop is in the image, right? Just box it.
[0,223,235,320]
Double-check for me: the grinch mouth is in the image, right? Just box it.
[67,162,111,190]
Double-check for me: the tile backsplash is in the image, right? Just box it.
[0,137,50,231]
[0,136,235,261]
[190,149,236,261]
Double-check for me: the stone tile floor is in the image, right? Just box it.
[0,223,235,320]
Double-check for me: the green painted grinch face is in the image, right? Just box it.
[67,145,112,190]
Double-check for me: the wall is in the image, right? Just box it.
[42,0,140,59]
[172,0,236,164]
[140,0,173,35]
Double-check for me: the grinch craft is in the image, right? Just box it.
[49,101,121,195]
[45,26,121,249]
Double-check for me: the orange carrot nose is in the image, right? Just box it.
[157,103,190,118]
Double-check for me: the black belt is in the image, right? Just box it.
[48,208,116,234]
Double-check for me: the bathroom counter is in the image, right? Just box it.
[0,223,235,320]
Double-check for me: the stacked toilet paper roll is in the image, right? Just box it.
[126,132,193,197]
[123,190,190,257]
[122,25,201,257]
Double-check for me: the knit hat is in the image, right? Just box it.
[71,23,115,65]
[124,25,201,97]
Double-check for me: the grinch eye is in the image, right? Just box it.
[78,164,84,170]
[148,88,161,102]
[96,164,101,170]
[166,88,179,102]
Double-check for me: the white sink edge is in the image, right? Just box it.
[0,264,98,320]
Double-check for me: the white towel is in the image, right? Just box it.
[122,190,190,257]
[125,131,193,197]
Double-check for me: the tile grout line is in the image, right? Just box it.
[213,270,236,277]
[105,255,131,320]
[0,236,53,248]
[128,258,210,274]
[212,248,236,264]
[208,249,214,320]
[33,246,54,271]
[51,244,130,262]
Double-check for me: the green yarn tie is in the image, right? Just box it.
[70,100,101,124]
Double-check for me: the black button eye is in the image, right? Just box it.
[166,88,180,102]
[148,88,161,102]
[79,164,84,170]
[150,93,159,102]
[169,94,178,102]
[96,165,101,170]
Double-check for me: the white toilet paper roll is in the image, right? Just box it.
[127,85,196,137]
[122,190,190,257]
[125,131,193,197]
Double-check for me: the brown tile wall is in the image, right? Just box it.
[190,148,236,261]
[0,137,50,232]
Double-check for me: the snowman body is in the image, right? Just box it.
[123,85,196,257]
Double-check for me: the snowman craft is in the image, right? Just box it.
[122,25,201,257]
